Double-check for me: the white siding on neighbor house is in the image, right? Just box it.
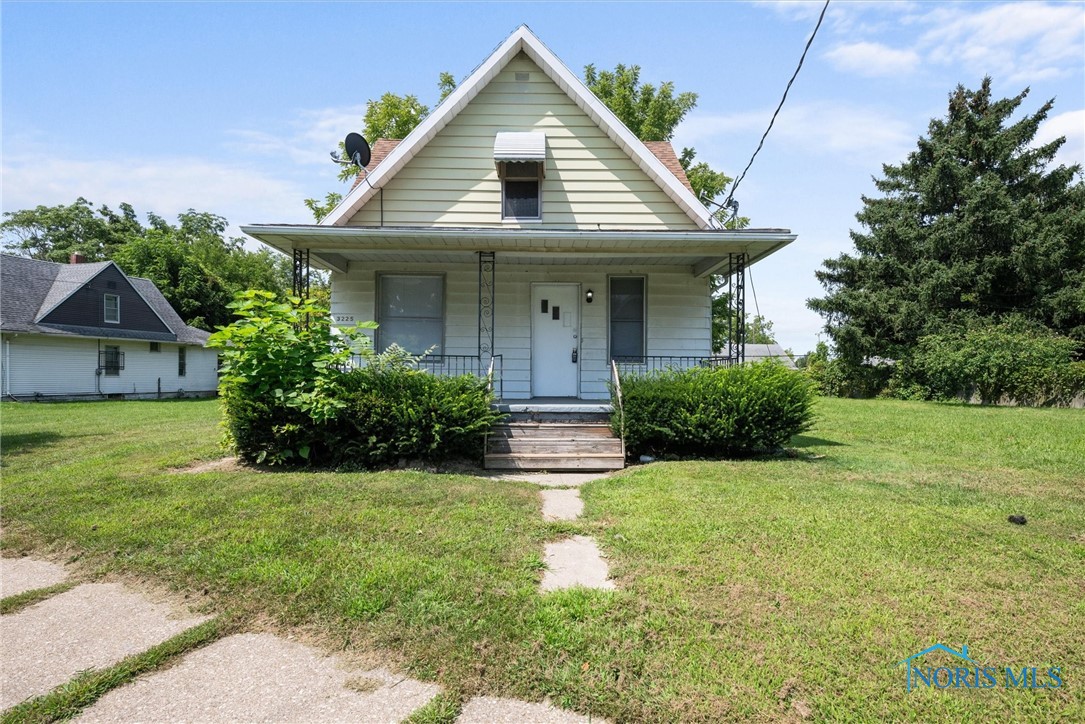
[331,262,711,400]
[346,52,699,231]
[0,334,217,397]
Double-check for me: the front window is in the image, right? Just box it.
[378,274,444,355]
[178,347,187,377]
[501,161,542,220]
[104,294,120,324]
[609,276,645,360]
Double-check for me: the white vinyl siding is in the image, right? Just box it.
[346,52,698,230]
[0,334,218,397]
[331,262,710,400]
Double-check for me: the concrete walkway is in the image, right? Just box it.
[496,471,617,593]
[0,558,605,722]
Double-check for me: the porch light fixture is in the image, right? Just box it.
[586,289,594,303]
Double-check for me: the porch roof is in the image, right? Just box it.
[240,224,797,277]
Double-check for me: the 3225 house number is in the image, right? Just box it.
[332,314,355,324]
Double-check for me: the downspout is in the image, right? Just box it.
[3,336,11,397]
[96,339,102,395]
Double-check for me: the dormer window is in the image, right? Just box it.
[495,132,545,221]
[104,293,120,324]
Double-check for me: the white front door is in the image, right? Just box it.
[531,283,579,397]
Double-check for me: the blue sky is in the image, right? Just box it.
[3,1,1083,352]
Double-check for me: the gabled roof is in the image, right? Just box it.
[0,254,209,345]
[321,25,715,230]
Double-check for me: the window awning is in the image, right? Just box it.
[494,131,546,161]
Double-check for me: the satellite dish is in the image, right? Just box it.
[344,133,371,168]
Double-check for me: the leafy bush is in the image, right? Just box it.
[328,353,503,468]
[614,362,815,458]
[208,292,500,467]
[891,318,1085,405]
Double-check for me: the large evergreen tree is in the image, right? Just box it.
[808,78,1085,366]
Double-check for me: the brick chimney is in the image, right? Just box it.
[69,252,87,264]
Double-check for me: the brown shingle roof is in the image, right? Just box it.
[643,141,696,196]
[350,138,402,190]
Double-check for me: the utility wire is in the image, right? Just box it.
[723,0,830,212]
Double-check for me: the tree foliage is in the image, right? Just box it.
[583,63,697,142]
[808,78,1085,367]
[2,200,290,331]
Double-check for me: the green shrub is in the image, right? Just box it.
[208,292,499,467]
[614,362,816,458]
[892,318,1084,405]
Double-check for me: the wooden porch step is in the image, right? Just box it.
[484,420,625,471]
[484,453,625,471]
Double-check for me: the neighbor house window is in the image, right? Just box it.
[501,161,542,220]
[178,347,186,377]
[378,274,444,355]
[104,294,120,324]
[149,341,161,353]
[609,276,645,360]
[102,345,122,376]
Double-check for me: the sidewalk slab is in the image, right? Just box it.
[78,632,440,723]
[0,582,209,710]
[0,557,68,598]
[541,536,615,592]
[459,695,600,723]
[541,489,584,521]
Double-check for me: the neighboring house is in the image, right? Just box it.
[744,343,797,368]
[243,25,797,402]
[0,253,218,400]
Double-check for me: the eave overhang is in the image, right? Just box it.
[242,224,797,274]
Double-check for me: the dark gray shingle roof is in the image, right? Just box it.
[1,254,209,346]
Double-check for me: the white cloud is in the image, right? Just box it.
[228,105,367,167]
[1034,109,1085,170]
[920,2,1085,84]
[824,41,920,77]
[677,101,915,168]
[1,144,312,244]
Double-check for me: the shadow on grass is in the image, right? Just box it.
[790,434,847,448]
[0,430,71,458]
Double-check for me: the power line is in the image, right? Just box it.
[723,0,830,214]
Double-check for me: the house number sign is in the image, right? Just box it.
[332,314,355,324]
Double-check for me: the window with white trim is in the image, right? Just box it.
[609,276,646,360]
[378,275,444,355]
[104,293,120,324]
[178,347,187,377]
[102,345,122,376]
[500,161,542,220]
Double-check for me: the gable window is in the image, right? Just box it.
[178,347,187,377]
[609,276,646,361]
[495,131,545,221]
[101,345,123,376]
[104,294,120,324]
[501,162,542,220]
[378,274,444,355]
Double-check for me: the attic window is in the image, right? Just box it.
[104,293,120,324]
[495,132,545,220]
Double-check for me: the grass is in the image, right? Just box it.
[1,397,1083,721]
[0,582,77,615]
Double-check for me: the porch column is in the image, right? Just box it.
[478,251,495,358]
[726,253,746,364]
[292,248,310,298]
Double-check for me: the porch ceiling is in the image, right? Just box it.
[240,224,797,276]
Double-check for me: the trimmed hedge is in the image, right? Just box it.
[614,362,815,458]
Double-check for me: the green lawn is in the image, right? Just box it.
[2,397,1083,721]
